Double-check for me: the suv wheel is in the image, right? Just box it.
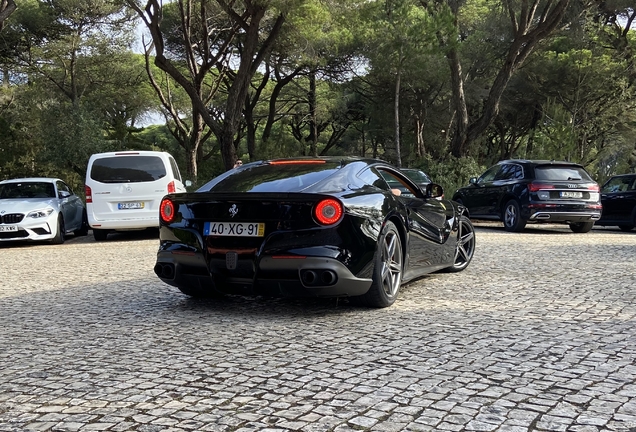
[503,200,526,232]
[569,221,595,233]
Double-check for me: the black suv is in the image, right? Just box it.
[453,160,602,233]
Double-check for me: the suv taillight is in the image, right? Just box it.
[85,185,92,203]
[528,182,555,192]
[167,181,176,194]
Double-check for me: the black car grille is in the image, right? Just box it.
[0,213,24,224]
[0,230,28,239]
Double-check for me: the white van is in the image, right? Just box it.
[85,151,187,240]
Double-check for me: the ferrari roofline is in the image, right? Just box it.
[258,156,389,166]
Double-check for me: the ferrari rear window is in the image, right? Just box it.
[202,161,342,192]
[535,166,592,182]
[90,156,167,183]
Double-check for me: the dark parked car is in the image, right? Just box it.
[154,157,476,308]
[452,159,602,233]
[381,168,432,197]
[596,174,636,231]
[401,168,432,189]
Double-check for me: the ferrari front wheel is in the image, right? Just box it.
[446,215,475,272]
[355,221,403,308]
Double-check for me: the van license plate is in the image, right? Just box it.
[560,191,582,198]
[0,225,18,232]
[118,202,144,210]
[204,222,265,237]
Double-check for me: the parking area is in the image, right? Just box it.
[0,224,635,432]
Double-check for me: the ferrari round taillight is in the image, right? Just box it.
[160,198,175,224]
[314,199,343,225]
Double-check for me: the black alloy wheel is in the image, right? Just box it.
[354,220,403,308]
[446,215,475,272]
[503,199,526,232]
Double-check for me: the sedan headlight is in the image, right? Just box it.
[27,208,55,218]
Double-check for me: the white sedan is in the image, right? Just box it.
[0,178,88,244]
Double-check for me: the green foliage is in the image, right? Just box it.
[417,155,486,197]
[1,0,636,188]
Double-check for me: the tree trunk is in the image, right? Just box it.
[448,47,468,158]
[308,70,318,157]
[394,66,402,167]
[447,0,572,157]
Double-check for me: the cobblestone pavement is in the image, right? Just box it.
[1,224,635,432]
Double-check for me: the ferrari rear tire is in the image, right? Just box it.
[354,221,403,308]
[503,200,526,232]
[51,216,65,245]
[445,215,475,273]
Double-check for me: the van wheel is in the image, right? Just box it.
[93,229,109,241]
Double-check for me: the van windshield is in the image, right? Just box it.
[90,156,167,183]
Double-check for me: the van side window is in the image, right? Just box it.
[169,157,183,183]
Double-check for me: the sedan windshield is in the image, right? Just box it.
[0,182,56,199]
